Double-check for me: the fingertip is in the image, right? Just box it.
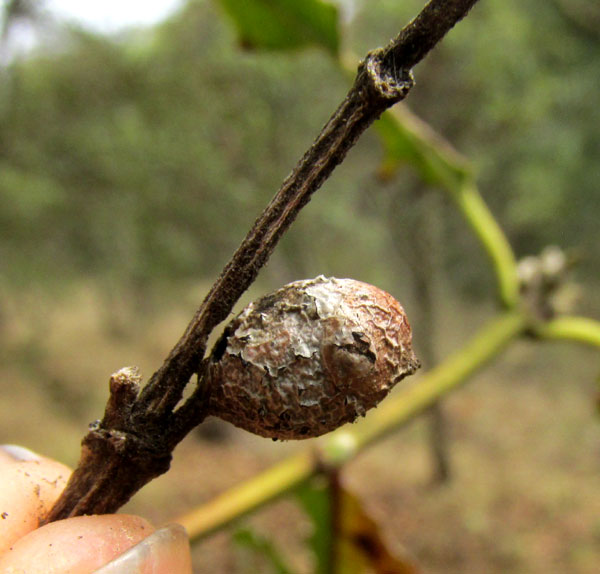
[0,457,72,553]
[0,514,155,574]
[0,444,42,464]
[93,523,192,574]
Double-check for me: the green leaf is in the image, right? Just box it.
[233,526,297,574]
[295,475,421,574]
[295,477,333,574]
[216,0,340,55]
[375,105,471,191]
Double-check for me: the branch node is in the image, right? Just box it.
[361,48,415,104]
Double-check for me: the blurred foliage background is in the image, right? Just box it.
[0,0,599,572]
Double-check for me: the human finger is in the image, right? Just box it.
[0,447,72,553]
[0,514,156,573]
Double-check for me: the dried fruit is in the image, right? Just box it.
[207,276,419,439]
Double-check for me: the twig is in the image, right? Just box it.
[533,316,600,348]
[44,0,481,522]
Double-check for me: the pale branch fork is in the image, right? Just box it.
[44,0,480,523]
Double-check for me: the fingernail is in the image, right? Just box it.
[0,444,41,461]
[92,523,192,573]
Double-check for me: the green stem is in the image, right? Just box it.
[446,179,520,309]
[176,450,315,542]
[534,316,600,348]
[342,52,520,310]
[177,310,527,541]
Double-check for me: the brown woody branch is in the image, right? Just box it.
[44,0,480,523]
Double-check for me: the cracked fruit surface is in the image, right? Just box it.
[207,276,420,439]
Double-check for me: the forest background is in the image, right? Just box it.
[1,0,599,572]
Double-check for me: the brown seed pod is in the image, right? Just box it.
[206,276,419,440]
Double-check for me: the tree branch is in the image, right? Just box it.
[382,0,479,70]
[44,0,481,523]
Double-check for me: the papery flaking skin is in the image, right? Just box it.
[207,276,420,439]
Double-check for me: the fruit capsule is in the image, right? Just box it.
[207,276,419,439]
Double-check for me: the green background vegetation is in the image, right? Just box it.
[1,0,599,572]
